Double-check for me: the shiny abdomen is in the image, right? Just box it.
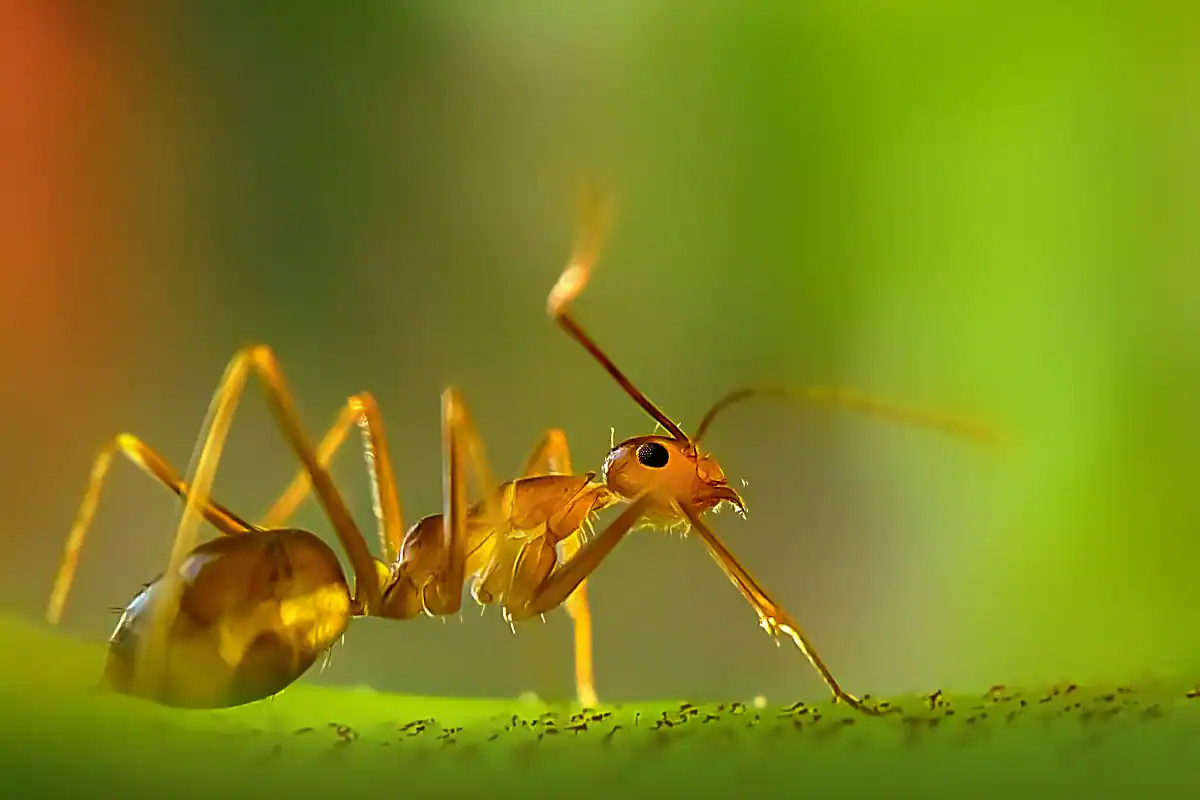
[104,528,352,709]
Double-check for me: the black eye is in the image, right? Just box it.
[636,441,670,469]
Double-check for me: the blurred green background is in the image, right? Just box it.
[2,1,1198,706]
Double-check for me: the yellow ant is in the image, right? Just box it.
[45,184,997,713]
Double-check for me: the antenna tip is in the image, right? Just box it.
[548,261,589,318]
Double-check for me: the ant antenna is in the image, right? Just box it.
[547,180,690,444]
[693,386,1002,446]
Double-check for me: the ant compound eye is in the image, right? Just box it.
[636,441,670,469]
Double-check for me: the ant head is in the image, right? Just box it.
[601,434,745,521]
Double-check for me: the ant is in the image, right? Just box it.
[45,184,997,714]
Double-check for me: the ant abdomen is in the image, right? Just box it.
[104,529,353,709]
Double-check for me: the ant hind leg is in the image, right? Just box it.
[46,433,255,626]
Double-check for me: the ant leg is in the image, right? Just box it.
[521,428,573,477]
[504,493,654,623]
[257,392,406,567]
[138,345,383,692]
[422,388,501,615]
[674,503,883,716]
[522,429,599,708]
[505,496,883,716]
[46,433,255,626]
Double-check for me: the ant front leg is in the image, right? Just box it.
[502,495,655,644]
[503,494,885,717]
[46,434,257,626]
[674,503,884,716]
[521,429,600,708]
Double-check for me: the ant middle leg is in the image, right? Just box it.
[257,387,502,620]
[521,428,600,708]
[256,392,406,571]
[420,387,501,614]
